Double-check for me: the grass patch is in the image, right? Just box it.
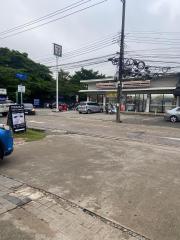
[14,129,46,142]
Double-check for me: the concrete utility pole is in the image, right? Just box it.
[116,0,126,122]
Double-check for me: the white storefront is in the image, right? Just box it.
[79,74,180,113]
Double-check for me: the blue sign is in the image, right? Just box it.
[16,73,28,81]
[34,99,40,107]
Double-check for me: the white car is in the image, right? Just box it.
[164,107,180,123]
[78,102,103,114]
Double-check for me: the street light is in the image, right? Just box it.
[116,0,126,122]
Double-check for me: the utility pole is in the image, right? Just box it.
[116,0,126,122]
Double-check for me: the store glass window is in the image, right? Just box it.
[89,95,97,102]
[163,94,176,111]
[97,95,103,104]
[126,94,136,111]
[150,94,164,113]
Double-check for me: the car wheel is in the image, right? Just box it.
[100,109,103,113]
[87,109,91,114]
[79,112,82,114]
[0,147,4,160]
[170,115,177,123]
[2,112,8,117]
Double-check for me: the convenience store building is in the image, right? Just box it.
[79,74,180,113]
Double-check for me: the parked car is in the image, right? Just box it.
[164,107,180,123]
[0,124,13,160]
[50,102,68,111]
[78,102,103,114]
[23,103,36,115]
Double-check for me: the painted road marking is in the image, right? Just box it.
[161,137,180,141]
[28,120,45,124]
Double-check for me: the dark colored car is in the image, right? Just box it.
[0,124,13,160]
[23,103,36,115]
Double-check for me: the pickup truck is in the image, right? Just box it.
[0,101,14,117]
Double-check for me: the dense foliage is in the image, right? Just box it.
[0,47,55,103]
[58,68,105,102]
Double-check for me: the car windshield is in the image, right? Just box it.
[79,102,86,106]
[24,104,33,108]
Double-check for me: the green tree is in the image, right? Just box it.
[58,68,105,101]
[0,47,55,104]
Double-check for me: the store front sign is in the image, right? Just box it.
[122,80,151,89]
[96,82,116,89]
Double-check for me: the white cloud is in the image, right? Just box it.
[150,0,180,20]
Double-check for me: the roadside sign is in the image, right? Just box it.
[53,43,62,57]
[18,85,25,93]
[16,73,28,81]
[34,99,40,107]
[0,89,7,95]
[7,105,26,133]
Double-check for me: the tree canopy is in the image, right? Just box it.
[58,68,105,102]
[0,47,55,103]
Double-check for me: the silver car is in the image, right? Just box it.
[78,102,103,114]
[164,107,180,123]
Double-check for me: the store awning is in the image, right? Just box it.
[79,87,176,94]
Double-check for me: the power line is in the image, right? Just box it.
[0,0,89,36]
[37,34,119,64]
[49,53,116,68]
[35,32,119,62]
[41,40,117,64]
[0,0,108,40]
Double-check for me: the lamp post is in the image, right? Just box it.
[116,0,126,122]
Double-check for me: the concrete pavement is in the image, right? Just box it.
[0,175,145,240]
[0,110,180,239]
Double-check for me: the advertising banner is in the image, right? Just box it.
[8,105,26,133]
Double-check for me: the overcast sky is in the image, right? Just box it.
[0,0,180,76]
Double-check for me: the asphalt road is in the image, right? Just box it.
[1,110,180,240]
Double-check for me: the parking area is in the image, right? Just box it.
[0,109,180,239]
[34,109,180,128]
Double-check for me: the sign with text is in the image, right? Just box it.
[122,80,151,89]
[34,99,40,107]
[96,82,116,90]
[16,73,28,81]
[8,105,26,133]
[53,43,62,57]
[18,85,25,93]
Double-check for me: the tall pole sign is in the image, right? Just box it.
[116,0,126,123]
[53,43,62,112]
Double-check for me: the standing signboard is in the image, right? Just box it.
[53,43,62,112]
[8,105,26,133]
[34,99,40,107]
